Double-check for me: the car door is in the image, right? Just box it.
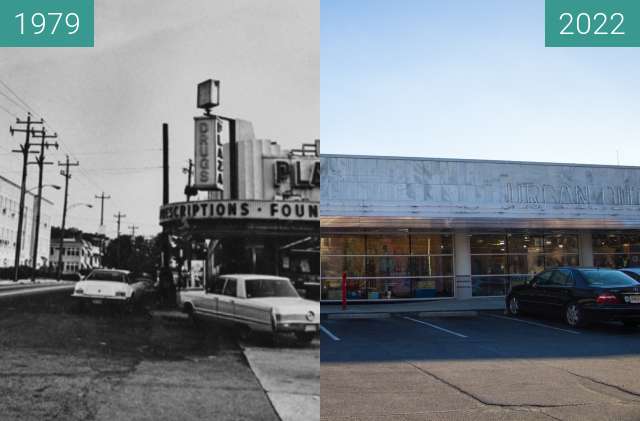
[538,269,574,315]
[518,271,552,313]
[196,276,224,319]
[217,278,237,324]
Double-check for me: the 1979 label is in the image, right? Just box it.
[0,0,93,47]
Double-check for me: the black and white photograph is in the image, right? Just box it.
[0,1,319,420]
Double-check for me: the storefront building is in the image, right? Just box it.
[320,154,640,302]
[159,119,319,293]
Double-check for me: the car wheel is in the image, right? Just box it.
[565,302,586,328]
[507,295,520,316]
[623,321,639,328]
[294,332,315,344]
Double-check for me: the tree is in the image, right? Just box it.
[103,234,162,276]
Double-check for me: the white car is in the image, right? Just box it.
[72,269,155,310]
[180,274,320,343]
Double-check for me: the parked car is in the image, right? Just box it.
[619,267,640,282]
[506,267,640,328]
[179,274,320,344]
[72,269,156,311]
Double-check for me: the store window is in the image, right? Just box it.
[321,232,454,300]
[470,232,579,297]
[593,232,640,268]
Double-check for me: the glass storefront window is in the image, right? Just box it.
[321,255,365,278]
[320,235,365,255]
[470,234,507,254]
[366,255,409,277]
[471,255,507,275]
[544,233,579,254]
[593,232,640,268]
[366,235,410,255]
[321,232,454,300]
[507,233,543,253]
[411,234,453,255]
[594,253,640,268]
[409,255,454,277]
[470,231,579,297]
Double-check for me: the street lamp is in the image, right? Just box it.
[29,183,62,283]
[55,202,93,282]
[28,184,61,193]
[69,203,93,210]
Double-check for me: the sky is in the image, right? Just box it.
[321,0,640,166]
[0,0,319,237]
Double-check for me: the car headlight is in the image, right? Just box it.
[306,311,315,322]
[75,288,83,294]
[115,291,126,297]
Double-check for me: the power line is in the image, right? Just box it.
[0,78,39,116]
[0,102,19,119]
[0,90,29,114]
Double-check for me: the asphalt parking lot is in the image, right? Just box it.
[321,312,640,421]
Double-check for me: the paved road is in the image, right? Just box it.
[0,290,316,420]
[321,311,640,420]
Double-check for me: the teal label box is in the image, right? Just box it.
[0,0,93,47]
[546,0,640,47]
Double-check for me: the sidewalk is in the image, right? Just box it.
[321,297,505,319]
[0,278,70,286]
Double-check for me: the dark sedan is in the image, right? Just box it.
[506,267,640,328]
[620,267,640,282]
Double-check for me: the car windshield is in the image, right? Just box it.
[85,271,127,283]
[245,279,299,298]
[580,270,639,287]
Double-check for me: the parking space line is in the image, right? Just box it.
[487,314,580,335]
[402,316,468,338]
[320,324,341,341]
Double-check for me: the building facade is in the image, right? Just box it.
[159,119,319,294]
[0,175,53,270]
[321,154,640,302]
[50,238,102,275]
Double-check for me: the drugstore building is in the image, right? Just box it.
[320,154,640,302]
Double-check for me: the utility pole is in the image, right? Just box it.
[9,113,44,282]
[94,192,111,227]
[30,127,58,283]
[56,155,79,282]
[129,225,139,237]
[162,123,170,270]
[114,212,126,268]
[182,159,194,202]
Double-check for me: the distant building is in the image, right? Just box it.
[0,175,53,269]
[50,238,102,275]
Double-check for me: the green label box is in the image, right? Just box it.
[546,0,640,47]
[0,0,93,47]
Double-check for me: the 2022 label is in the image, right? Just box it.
[545,0,640,47]
[559,12,625,36]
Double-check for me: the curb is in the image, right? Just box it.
[326,310,479,320]
[327,312,390,320]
